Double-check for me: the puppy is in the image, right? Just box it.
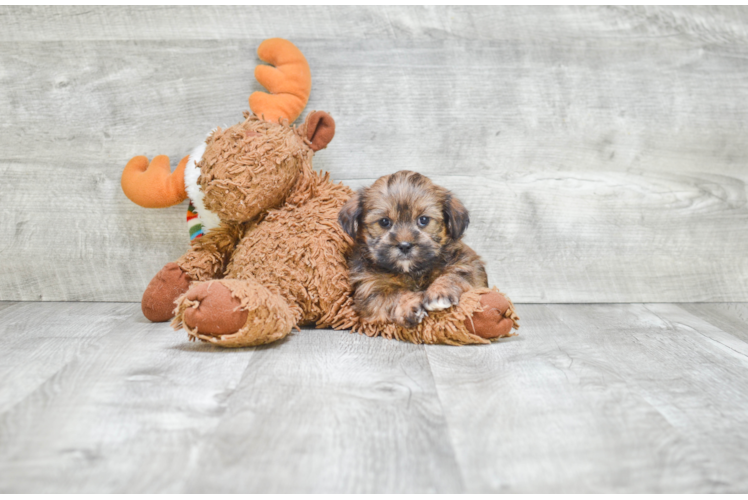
[338,170,488,327]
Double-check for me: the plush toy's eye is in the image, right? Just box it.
[417,216,430,227]
[379,218,391,228]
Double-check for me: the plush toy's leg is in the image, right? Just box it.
[464,290,520,340]
[351,287,519,345]
[171,278,296,347]
[142,262,192,322]
[141,222,243,323]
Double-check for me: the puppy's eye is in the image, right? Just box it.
[379,218,391,228]
[417,216,430,227]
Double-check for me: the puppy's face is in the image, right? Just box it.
[339,171,469,275]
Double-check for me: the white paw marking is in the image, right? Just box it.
[416,308,428,323]
[424,296,453,311]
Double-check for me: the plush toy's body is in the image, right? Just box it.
[173,132,358,346]
[121,38,519,347]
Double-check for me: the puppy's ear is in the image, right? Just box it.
[444,194,470,240]
[338,190,363,238]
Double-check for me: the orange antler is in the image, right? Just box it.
[121,155,188,208]
[249,38,312,124]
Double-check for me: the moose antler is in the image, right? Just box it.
[121,155,188,208]
[249,38,312,124]
[121,39,310,209]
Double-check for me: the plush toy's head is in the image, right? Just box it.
[121,38,335,223]
[197,110,333,223]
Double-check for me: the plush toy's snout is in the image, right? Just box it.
[193,110,336,224]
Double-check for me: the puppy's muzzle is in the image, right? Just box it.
[397,242,413,254]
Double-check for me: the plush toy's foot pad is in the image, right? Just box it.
[182,282,249,335]
[142,262,192,322]
[465,291,520,340]
[173,278,296,348]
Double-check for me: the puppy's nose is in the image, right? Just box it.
[397,242,413,254]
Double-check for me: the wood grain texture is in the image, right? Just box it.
[1,6,748,302]
[683,303,748,344]
[181,330,462,493]
[0,302,462,493]
[0,302,256,493]
[0,302,129,415]
[1,301,748,492]
[2,6,748,43]
[426,303,748,493]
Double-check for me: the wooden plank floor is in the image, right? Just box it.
[1,302,747,493]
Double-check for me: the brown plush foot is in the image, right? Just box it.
[182,281,249,336]
[465,291,519,340]
[142,262,192,322]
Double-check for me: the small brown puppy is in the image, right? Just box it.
[338,170,488,327]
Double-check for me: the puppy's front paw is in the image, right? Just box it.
[423,285,461,312]
[394,292,427,327]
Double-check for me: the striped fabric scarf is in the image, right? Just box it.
[187,200,204,240]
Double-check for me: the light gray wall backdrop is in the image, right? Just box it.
[1,6,747,303]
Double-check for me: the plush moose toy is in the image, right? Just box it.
[121,38,519,347]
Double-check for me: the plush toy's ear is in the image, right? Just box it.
[338,190,363,238]
[443,193,470,240]
[305,111,335,152]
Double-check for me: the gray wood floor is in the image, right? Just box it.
[1,302,747,493]
[3,7,747,494]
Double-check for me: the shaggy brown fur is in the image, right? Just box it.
[125,38,519,346]
[198,114,313,223]
[339,171,490,328]
[148,114,518,346]
[169,113,359,343]
[136,113,519,346]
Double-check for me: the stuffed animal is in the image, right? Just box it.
[121,38,519,347]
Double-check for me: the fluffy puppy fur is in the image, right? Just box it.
[338,170,488,327]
